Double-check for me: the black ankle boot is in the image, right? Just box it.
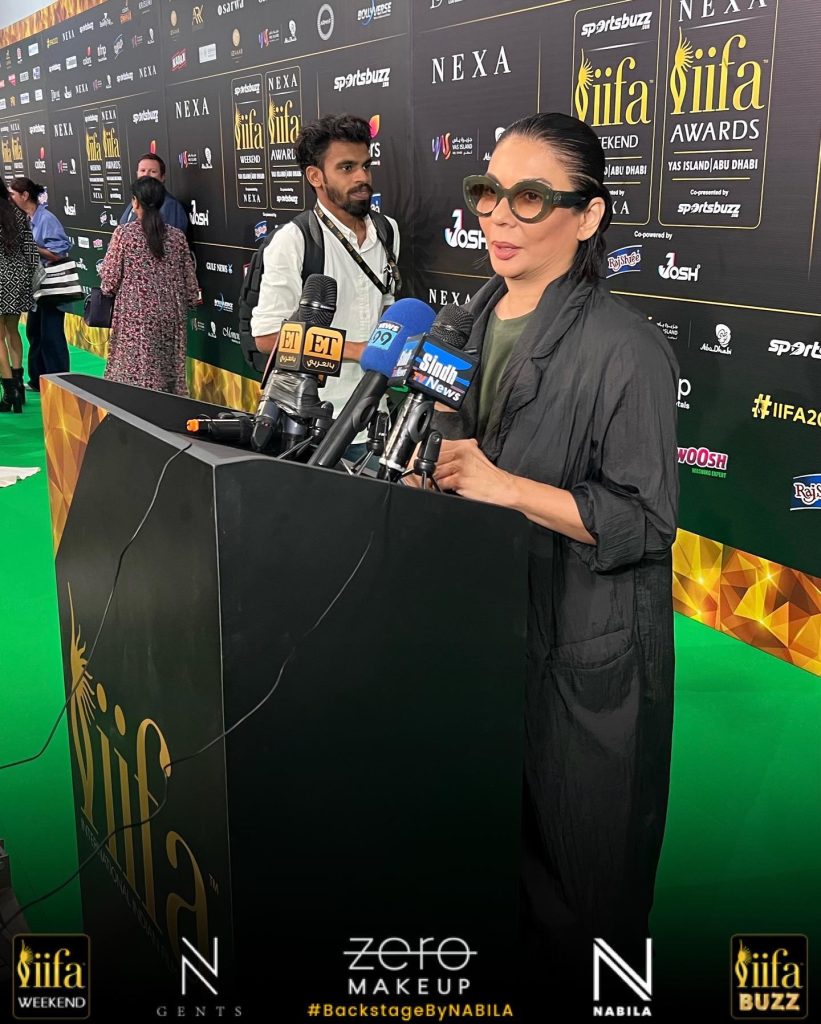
[11,368,24,405]
[0,377,22,414]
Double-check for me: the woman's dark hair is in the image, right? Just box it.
[0,178,25,256]
[9,176,46,204]
[497,112,613,282]
[295,113,372,180]
[131,175,167,259]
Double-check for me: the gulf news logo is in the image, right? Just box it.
[12,934,90,1020]
[731,935,807,1019]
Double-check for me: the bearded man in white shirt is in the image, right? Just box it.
[251,114,400,455]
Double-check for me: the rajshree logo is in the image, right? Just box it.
[670,31,764,116]
[732,935,806,1017]
[574,52,650,127]
[66,588,211,965]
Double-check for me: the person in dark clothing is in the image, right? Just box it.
[431,113,679,1010]
[9,177,73,391]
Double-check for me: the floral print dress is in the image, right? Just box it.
[100,221,199,395]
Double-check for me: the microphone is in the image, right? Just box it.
[186,412,254,444]
[307,298,436,469]
[251,274,343,455]
[377,303,476,482]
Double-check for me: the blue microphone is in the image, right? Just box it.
[308,298,436,469]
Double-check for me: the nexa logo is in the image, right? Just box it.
[593,938,652,1017]
[432,46,511,84]
[175,97,210,118]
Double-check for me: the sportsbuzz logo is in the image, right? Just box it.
[593,938,652,1018]
[731,935,807,1018]
[13,934,90,1020]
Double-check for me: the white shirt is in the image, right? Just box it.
[250,201,400,423]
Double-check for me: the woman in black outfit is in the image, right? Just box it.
[432,113,679,1008]
[0,179,38,412]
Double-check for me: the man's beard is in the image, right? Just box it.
[324,182,372,219]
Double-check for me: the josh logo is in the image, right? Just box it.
[444,209,486,250]
[13,934,90,1019]
[593,938,652,1017]
[731,935,806,1018]
[658,251,700,282]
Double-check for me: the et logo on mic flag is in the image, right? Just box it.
[390,337,476,410]
[274,320,345,376]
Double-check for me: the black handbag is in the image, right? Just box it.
[83,287,115,329]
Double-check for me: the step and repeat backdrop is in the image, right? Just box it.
[2,0,819,669]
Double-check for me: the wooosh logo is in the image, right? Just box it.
[13,934,90,1019]
[731,935,807,1018]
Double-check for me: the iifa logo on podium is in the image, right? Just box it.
[593,938,652,1017]
[12,934,90,1020]
[731,935,807,1018]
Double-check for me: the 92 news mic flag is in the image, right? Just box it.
[307,298,436,469]
[251,274,339,454]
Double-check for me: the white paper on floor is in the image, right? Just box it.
[0,466,40,488]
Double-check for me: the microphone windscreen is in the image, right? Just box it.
[298,273,338,328]
[429,303,474,351]
[359,298,436,376]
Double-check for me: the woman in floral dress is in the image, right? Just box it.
[100,176,199,395]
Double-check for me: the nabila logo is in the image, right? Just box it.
[593,938,652,1017]
[658,252,700,282]
[444,209,486,250]
[575,52,651,127]
[13,934,90,1020]
[189,199,209,226]
[732,935,806,1017]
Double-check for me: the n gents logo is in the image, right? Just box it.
[731,935,807,1018]
[593,938,652,1017]
[13,934,90,1020]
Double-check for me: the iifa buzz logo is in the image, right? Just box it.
[13,934,90,1020]
[731,935,807,1019]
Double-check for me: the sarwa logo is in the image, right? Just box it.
[13,934,90,1020]
[66,588,211,971]
[731,935,807,1018]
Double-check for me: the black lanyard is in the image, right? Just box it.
[314,208,400,296]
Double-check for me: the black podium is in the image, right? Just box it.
[41,373,529,1020]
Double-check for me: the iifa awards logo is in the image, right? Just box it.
[731,935,807,1018]
[12,934,90,1019]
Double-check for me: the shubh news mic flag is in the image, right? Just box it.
[378,304,476,482]
[251,274,343,455]
[308,298,437,469]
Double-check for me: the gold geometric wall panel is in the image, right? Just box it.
[41,377,108,554]
[674,529,821,676]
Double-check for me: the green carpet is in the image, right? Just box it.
[0,337,818,993]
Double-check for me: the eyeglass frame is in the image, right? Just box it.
[462,174,590,223]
